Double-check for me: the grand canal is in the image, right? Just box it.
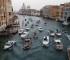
[0,15,70,60]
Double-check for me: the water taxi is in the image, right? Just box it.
[23,38,31,50]
[55,29,61,36]
[48,30,55,36]
[21,32,29,39]
[4,40,16,50]
[39,27,43,32]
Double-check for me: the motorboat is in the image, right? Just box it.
[27,21,29,24]
[29,17,32,20]
[62,21,69,25]
[33,31,38,39]
[36,20,40,24]
[18,29,23,34]
[44,22,47,24]
[31,24,34,28]
[43,36,49,47]
[48,30,55,36]
[21,32,29,38]
[23,38,31,50]
[35,23,38,26]
[25,19,26,21]
[26,27,30,31]
[55,19,58,21]
[4,40,16,50]
[39,27,43,32]
[25,23,27,26]
[55,29,61,36]
[54,39,63,50]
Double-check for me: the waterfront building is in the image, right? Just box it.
[40,5,51,18]
[26,5,31,15]
[19,3,26,15]
[0,0,13,31]
[40,5,59,18]
[63,2,70,25]
[58,4,64,21]
[30,9,40,16]
[49,5,59,19]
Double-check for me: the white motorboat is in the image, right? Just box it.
[21,32,29,38]
[39,27,43,32]
[35,23,38,26]
[48,30,55,36]
[54,39,63,50]
[4,40,16,50]
[55,19,58,21]
[43,36,49,47]
[55,29,61,36]
[18,29,23,34]
[62,21,69,25]
[26,27,30,31]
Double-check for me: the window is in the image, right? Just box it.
[65,12,67,15]
[9,12,11,16]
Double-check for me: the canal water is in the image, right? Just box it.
[0,15,70,60]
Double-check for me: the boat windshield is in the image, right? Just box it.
[44,37,47,41]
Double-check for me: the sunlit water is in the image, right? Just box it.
[0,15,70,60]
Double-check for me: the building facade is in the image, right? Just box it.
[19,3,26,15]
[0,0,13,31]
[63,2,70,24]
[40,5,51,18]
[19,4,40,16]
[58,4,64,21]
[40,5,59,18]
[50,6,59,18]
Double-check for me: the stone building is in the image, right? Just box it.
[40,5,51,18]
[58,4,64,21]
[50,5,59,19]
[0,0,13,31]
[63,2,70,25]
